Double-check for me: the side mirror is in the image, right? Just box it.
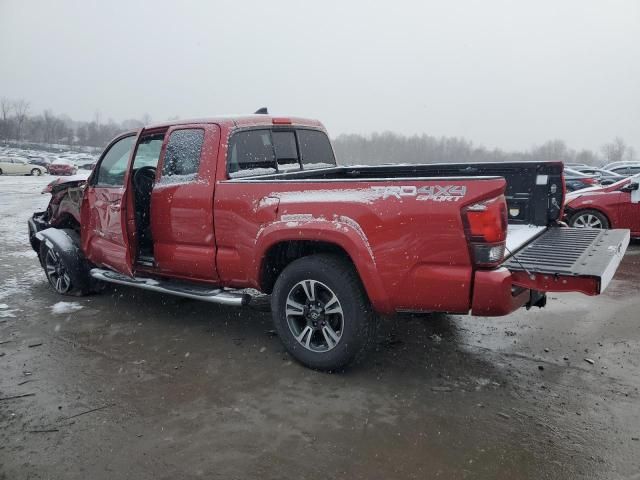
[621,182,639,192]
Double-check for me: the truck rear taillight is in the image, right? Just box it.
[462,195,508,267]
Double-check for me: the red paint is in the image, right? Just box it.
[48,162,78,176]
[149,124,220,281]
[40,115,629,317]
[471,268,530,316]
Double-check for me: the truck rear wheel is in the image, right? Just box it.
[271,254,377,371]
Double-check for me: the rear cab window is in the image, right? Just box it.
[227,129,277,178]
[298,129,336,170]
[227,128,336,178]
[273,131,300,172]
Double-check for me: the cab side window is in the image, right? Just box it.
[95,135,136,186]
[133,133,165,169]
[159,129,204,183]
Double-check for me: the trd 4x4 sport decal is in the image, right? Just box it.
[371,185,467,202]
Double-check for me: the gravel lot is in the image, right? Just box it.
[1,175,639,479]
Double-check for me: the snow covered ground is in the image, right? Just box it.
[0,149,89,312]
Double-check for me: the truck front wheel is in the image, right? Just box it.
[40,243,90,296]
[271,254,377,371]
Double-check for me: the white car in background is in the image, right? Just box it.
[0,156,47,176]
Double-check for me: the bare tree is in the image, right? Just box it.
[530,139,571,162]
[13,99,30,141]
[623,146,637,163]
[575,149,600,166]
[0,97,14,140]
[601,137,627,165]
[0,97,12,122]
[43,109,56,144]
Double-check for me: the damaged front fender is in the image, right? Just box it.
[34,228,93,292]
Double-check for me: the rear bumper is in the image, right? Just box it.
[471,267,534,316]
[471,227,631,316]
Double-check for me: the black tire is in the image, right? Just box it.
[0,168,3,175]
[39,242,90,296]
[31,168,41,176]
[271,254,378,371]
[568,209,610,230]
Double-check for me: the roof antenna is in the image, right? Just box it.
[254,107,269,114]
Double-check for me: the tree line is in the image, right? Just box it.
[0,98,150,149]
[332,132,637,167]
[1,97,636,166]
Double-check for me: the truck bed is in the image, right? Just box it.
[228,161,565,227]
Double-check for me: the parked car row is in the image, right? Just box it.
[569,166,625,185]
[563,168,600,191]
[569,162,640,178]
[0,146,98,176]
[563,162,640,192]
[0,156,84,176]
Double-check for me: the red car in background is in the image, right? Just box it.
[564,173,640,236]
[48,160,78,176]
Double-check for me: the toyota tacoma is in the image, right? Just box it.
[28,113,631,370]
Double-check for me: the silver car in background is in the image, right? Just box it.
[0,156,47,176]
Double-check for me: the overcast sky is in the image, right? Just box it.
[1,0,638,151]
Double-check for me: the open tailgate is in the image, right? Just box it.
[503,227,630,295]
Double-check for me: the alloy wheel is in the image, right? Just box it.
[285,279,344,352]
[44,248,72,294]
[573,214,603,229]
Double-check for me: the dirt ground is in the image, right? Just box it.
[1,175,639,480]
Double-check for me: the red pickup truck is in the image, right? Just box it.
[28,113,631,370]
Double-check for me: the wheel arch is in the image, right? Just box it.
[255,223,392,313]
[36,228,92,290]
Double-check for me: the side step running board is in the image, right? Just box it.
[90,269,250,306]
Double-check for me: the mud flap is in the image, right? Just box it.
[503,227,630,295]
